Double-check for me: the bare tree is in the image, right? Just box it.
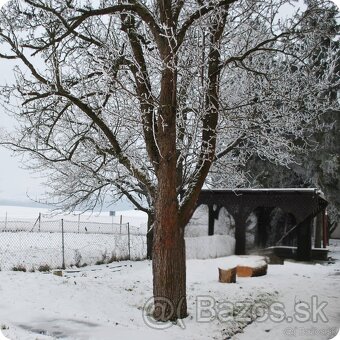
[0,0,338,320]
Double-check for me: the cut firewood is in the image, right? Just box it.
[218,267,237,283]
[267,254,284,265]
[52,270,63,277]
[236,263,268,277]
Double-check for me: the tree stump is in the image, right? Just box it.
[267,254,284,265]
[218,267,237,283]
[236,263,268,277]
[52,270,63,277]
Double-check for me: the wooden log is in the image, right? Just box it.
[218,267,237,283]
[267,254,284,265]
[52,270,63,277]
[236,263,268,277]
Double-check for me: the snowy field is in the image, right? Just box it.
[0,231,147,270]
[0,205,149,228]
[0,206,149,270]
[0,239,339,340]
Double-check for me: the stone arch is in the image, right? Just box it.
[184,204,209,237]
[246,206,297,250]
[244,211,258,253]
[214,206,235,237]
[269,208,297,247]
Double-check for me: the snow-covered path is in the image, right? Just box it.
[0,240,339,340]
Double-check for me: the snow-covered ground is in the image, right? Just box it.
[0,205,339,339]
[0,240,339,340]
[0,206,148,270]
[0,231,147,270]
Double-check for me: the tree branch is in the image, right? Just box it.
[215,133,246,160]
[176,0,236,50]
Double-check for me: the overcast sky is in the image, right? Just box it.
[0,28,129,209]
[0,53,46,206]
[0,0,339,208]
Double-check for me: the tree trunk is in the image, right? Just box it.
[152,147,187,320]
[152,62,187,320]
[152,207,187,320]
[147,213,154,260]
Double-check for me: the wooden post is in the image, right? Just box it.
[297,216,312,261]
[235,214,246,255]
[208,205,215,236]
[127,222,131,260]
[61,219,65,269]
[256,207,273,248]
[323,210,328,248]
[314,213,322,248]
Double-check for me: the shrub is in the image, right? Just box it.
[74,249,82,267]
[12,264,26,272]
[38,264,51,272]
[96,250,108,265]
[95,259,105,265]
[107,252,118,263]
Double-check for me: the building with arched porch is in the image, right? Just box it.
[196,188,328,261]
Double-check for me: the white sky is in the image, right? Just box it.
[0,42,45,205]
[0,0,339,207]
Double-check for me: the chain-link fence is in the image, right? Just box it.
[0,217,147,271]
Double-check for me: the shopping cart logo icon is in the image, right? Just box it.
[331,329,340,340]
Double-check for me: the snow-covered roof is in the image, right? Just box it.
[201,188,326,199]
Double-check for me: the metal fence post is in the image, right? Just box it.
[61,219,65,269]
[127,222,131,260]
[38,212,41,232]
